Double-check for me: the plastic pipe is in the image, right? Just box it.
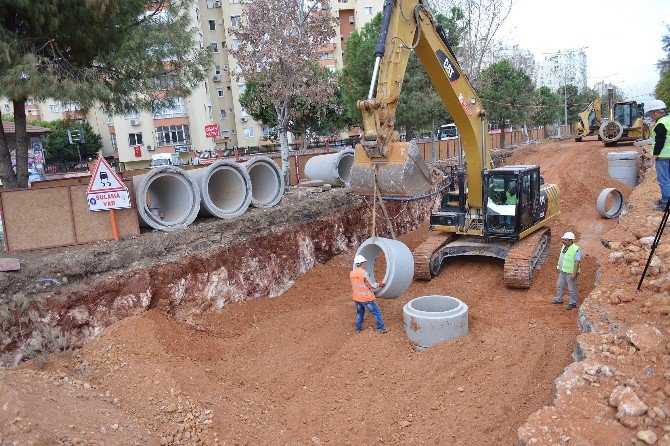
[304,149,355,187]
[187,160,252,219]
[133,166,200,231]
[242,156,285,208]
[353,237,414,299]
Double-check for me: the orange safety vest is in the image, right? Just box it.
[350,267,375,302]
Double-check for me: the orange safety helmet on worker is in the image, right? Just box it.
[350,254,383,302]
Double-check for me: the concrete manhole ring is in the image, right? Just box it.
[403,295,469,349]
[596,187,624,219]
[354,237,414,299]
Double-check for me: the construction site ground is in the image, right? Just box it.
[2,136,665,446]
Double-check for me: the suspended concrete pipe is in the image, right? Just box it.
[304,148,355,187]
[133,166,200,231]
[186,160,252,219]
[596,187,624,219]
[403,295,469,349]
[242,156,285,208]
[354,237,414,299]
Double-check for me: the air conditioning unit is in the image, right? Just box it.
[223,65,229,71]
[130,118,141,126]
[241,116,248,122]
[213,74,221,82]
[214,0,221,7]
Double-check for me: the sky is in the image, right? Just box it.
[497,0,669,106]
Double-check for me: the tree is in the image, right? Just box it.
[33,120,102,163]
[0,0,210,188]
[656,26,670,106]
[230,0,336,187]
[532,86,560,132]
[429,0,513,84]
[340,8,465,136]
[556,85,598,126]
[239,67,349,148]
[478,60,534,148]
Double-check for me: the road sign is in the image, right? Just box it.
[86,157,131,212]
[205,124,219,138]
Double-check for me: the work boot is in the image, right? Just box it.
[378,327,390,334]
[355,328,362,333]
[653,203,667,212]
[566,303,577,310]
[550,299,563,305]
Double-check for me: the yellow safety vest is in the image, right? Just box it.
[654,115,670,158]
[557,244,580,274]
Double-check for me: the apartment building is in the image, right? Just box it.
[1,0,383,170]
[536,49,588,93]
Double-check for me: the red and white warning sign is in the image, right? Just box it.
[86,156,131,211]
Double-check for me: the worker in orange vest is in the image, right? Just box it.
[350,254,389,333]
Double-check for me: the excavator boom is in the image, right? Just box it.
[350,0,490,206]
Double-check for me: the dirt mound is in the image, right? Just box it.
[0,138,637,445]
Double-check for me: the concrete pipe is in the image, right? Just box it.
[242,156,284,208]
[354,237,414,299]
[607,151,638,186]
[186,160,252,219]
[599,121,624,143]
[596,187,624,219]
[304,149,355,187]
[133,166,200,231]
[403,295,469,349]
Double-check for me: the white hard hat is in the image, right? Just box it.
[561,231,576,240]
[354,254,367,264]
[647,99,667,113]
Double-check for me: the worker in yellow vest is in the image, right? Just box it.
[550,232,581,310]
[647,100,669,211]
[350,254,389,333]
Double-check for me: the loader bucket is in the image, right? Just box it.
[350,139,433,198]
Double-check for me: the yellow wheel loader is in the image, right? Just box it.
[575,99,602,142]
[349,0,560,288]
[599,101,650,146]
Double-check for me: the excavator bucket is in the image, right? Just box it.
[349,140,434,198]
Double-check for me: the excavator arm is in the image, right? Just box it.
[350,0,490,207]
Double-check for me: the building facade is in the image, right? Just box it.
[1,0,383,170]
[535,49,588,93]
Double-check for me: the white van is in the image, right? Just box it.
[437,123,458,140]
[150,153,183,168]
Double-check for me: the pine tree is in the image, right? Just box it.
[0,0,210,188]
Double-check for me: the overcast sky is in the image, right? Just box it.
[497,0,669,105]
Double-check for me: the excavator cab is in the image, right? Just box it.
[482,166,546,240]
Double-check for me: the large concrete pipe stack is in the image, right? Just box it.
[133,166,200,231]
[242,156,285,207]
[304,148,355,187]
[186,160,252,219]
[354,237,414,299]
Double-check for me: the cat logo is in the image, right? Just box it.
[435,50,460,84]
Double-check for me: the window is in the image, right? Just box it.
[262,126,272,138]
[110,133,118,152]
[153,97,186,119]
[207,105,212,119]
[61,102,81,112]
[156,125,190,146]
[25,98,35,105]
[124,110,139,120]
[208,20,216,30]
[49,104,60,113]
[232,39,240,50]
[195,7,200,20]
[243,127,254,138]
[217,88,225,97]
[321,52,333,60]
[211,42,219,53]
[3,104,9,111]
[229,0,239,3]
[128,133,143,145]
[230,15,240,27]
[221,129,230,137]
[364,6,373,15]
[220,109,227,119]
[215,65,222,75]
[238,83,246,95]
[349,15,354,24]
[198,31,203,48]
[206,0,214,7]
[107,110,114,125]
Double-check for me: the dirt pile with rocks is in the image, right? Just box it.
[519,152,670,445]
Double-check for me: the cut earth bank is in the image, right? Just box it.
[0,138,657,446]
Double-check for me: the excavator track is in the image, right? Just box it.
[503,227,551,289]
[413,234,456,280]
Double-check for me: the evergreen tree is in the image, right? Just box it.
[656,26,670,106]
[0,0,210,188]
[478,60,535,148]
[532,86,560,132]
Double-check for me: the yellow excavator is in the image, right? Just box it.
[349,0,560,288]
[575,99,603,142]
